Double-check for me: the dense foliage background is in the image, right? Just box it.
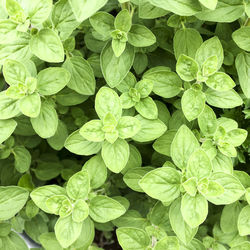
[0,0,249,249]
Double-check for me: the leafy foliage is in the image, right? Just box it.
[0,0,249,249]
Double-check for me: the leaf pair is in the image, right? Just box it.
[31,169,126,248]
[118,72,158,119]
[91,9,156,57]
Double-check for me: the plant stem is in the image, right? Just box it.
[121,2,130,11]
[244,18,250,26]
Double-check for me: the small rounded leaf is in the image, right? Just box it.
[66,170,90,200]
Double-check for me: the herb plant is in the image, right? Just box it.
[0,0,249,249]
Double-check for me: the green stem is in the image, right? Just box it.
[121,2,130,11]
[244,18,250,26]
[181,21,186,29]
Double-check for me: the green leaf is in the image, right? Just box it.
[202,55,218,77]
[64,130,102,156]
[174,28,203,59]
[24,214,48,243]
[121,144,142,174]
[132,115,167,142]
[171,125,200,170]
[101,138,129,173]
[0,222,11,237]
[120,92,135,109]
[128,24,156,47]
[39,232,63,250]
[143,70,182,98]
[218,142,237,157]
[59,199,72,218]
[153,130,177,157]
[0,32,31,64]
[35,162,62,181]
[72,199,89,222]
[117,116,141,139]
[47,120,68,151]
[116,72,137,93]
[0,186,29,220]
[56,88,88,106]
[3,59,28,85]
[135,79,154,98]
[195,37,224,71]
[169,198,198,245]
[217,117,238,132]
[199,0,217,10]
[154,236,179,250]
[139,1,169,19]
[232,27,250,52]
[101,42,134,88]
[139,167,181,203]
[133,52,148,75]
[95,87,122,120]
[220,202,243,233]
[205,89,243,109]
[199,0,218,10]
[69,217,95,249]
[115,9,131,33]
[224,129,248,147]
[19,93,41,118]
[55,215,82,248]
[116,227,150,250]
[37,67,71,96]
[6,84,26,99]
[187,148,212,180]
[198,105,217,136]
[0,91,20,119]
[3,231,29,250]
[148,0,201,16]
[195,1,244,23]
[182,177,198,197]
[218,142,236,158]
[30,185,66,213]
[90,11,114,37]
[30,28,64,63]
[31,101,58,138]
[112,39,126,57]
[63,56,96,95]
[69,0,108,22]
[123,167,153,193]
[0,119,17,144]
[205,72,235,91]
[66,170,90,200]
[89,195,126,223]
[5,0,24,17]
[198,179,224,198]
[45,195,68,215]
[23,0,52,25]
[212,152,233,174]
[181,89,205,121]
[231,242,250,250]
[13,146,31,173]
[83,155,107,189]
[176,54,199,81]
[238,205,250,236]
[206,172,245,205]
[181,193,208,228]
[135,97,158,120]
[235,52,250,98]
[80,120,105,142]
[0,20,18,43]
[201,139,217,160]
[52,0,79,40]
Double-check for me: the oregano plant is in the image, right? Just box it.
[0,0,249,249]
